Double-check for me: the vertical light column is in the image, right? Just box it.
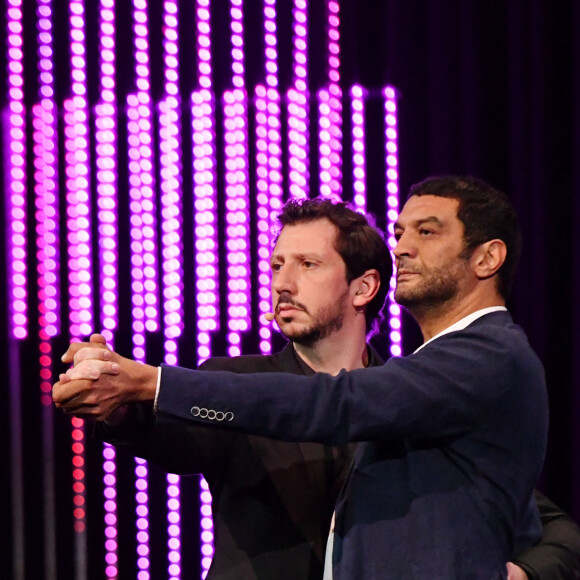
[129,0,159,348]
[5,3,27,576]
[34,1,60,576]
[126,94,153,577]
[224,0,251,358]
[159,2,183,578]
[350,85,366,213]
[287,0,309,200]
[254,87,273,352]
[128,1,156,577]
[66,1,93,340]
[159,0,183,368]
[35,0,60,376]
[96,0,118,345]
[318,1,343,200]
[102,446,119,580]
[192,0,219,365]
[71,416,88,576]
[192,2,219,577]
[191,98,218,366]
[6,0,28,340]
[199,478,214,579]
[127,96,148,359]
[256,0,282,355]
[65,3,93,577]
[383,86,402,358]
[134,458,150,580]
[95,0,119,577]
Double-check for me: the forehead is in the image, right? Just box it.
[273,218,341,257]
[398,195,461,227]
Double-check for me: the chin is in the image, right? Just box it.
[280,326,306,340]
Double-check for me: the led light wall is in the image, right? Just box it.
[383,86,402,358]
[1,1,400,578]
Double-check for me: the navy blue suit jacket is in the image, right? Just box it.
[157,312,548,579]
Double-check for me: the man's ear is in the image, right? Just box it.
[471,239,507,280]
[352,269,381,307]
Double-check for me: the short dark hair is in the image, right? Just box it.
[408,175,522,298]
[277,198,392,334]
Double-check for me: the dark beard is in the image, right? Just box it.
[280,292,348,347]
[395,260,468,318]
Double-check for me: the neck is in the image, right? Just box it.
[412,292,505,342]
[292,327,369,375]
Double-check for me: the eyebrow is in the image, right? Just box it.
[394,216,444,229]
[270,251,323,263]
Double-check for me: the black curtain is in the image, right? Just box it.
[341,0,580,517]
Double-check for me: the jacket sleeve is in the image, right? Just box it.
[157,324,546,446]
[511,490,580,580]
[95,359,237,478]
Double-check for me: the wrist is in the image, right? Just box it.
[135,363,159,403]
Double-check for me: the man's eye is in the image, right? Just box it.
[271,263,282,272]
[419,229,433,236]
[303,261,315,268]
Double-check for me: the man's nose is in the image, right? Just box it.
[272,265,297,295]
[393,231,415,260]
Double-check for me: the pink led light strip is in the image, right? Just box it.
[95,0,119,576]
[130,0,158,356]
[383,86,402,357]
[224,0,251,360]
[160,1,183,578]
[64,3,93,576]
[318,1,343,201]
[5,3,29,575]
[96,0,118,344]
[128,1,156,577]
[160,0,183,369]
[191,88,219,364]
[255,87,274,352]
[65,1,93,340]
[34,0,60,344]
[350,85,366,213]
[192,1,219,577]
[34,2,60,576]
[256,0,282,355]
[127,92,149,358]
[6,0,28,340]
[34,0,60,399]
[287,0,309,200]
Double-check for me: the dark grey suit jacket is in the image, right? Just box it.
[157,312,549,579]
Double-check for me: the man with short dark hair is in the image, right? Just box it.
[55,187,580,578]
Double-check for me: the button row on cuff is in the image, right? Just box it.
[190,406,234,422]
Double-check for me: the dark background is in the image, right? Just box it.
[1,0,578,578]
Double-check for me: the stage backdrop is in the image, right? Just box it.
[1,1,579,579]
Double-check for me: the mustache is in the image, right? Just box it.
[396,261,420,275]
[276,293,308,314]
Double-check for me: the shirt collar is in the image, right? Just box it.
[413,306,507,353]
[292,343,381,373]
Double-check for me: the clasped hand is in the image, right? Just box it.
[52,333,157,421]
